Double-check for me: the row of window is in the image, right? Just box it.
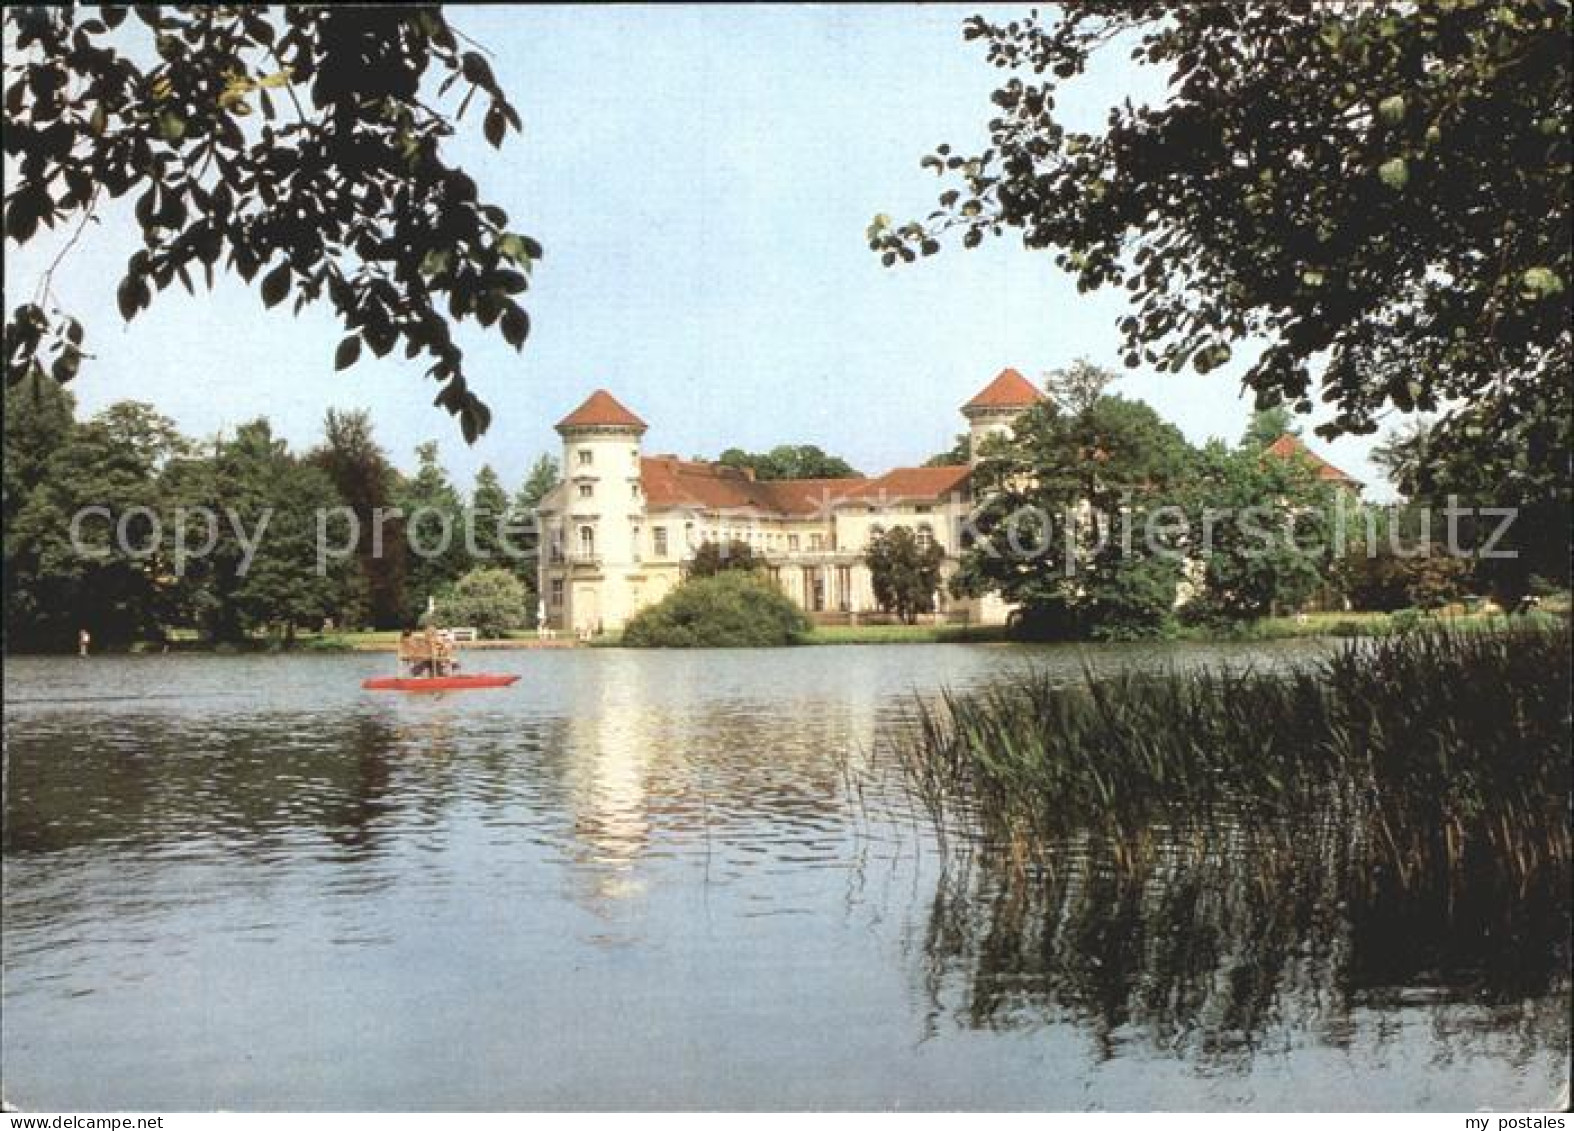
[546,521,936,564]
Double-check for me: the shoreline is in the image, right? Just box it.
[8,608,1563,657]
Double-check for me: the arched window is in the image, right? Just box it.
[578,525,596,559]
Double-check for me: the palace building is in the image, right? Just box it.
[536,368,1044,635]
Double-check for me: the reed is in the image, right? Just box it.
[894,624,1572,889]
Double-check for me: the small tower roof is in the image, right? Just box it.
[556,389,647,433]
[1264,433,1363,489]
[962,368,1044,413]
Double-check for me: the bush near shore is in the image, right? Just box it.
[621,572,811,648]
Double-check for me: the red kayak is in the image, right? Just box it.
[362,674,521,692]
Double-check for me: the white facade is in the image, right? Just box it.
[538,373,1043,635]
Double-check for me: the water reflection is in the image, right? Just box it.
[3,646,1568,1110]
[918,828,1571,1072]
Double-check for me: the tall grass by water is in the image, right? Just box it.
[895,624,1571,889]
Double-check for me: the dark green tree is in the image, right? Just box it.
[163,419,342,641]
[875,1,1570,485]
[716,444,860,480]
[310,408,403,628]
[1370,416,1569,599]
[395,440,470,620]
[6,400,186,647]
[516,454,559,512]
[468,463,511,562]
[865,525,946,624]
[1179,441,1335,624]
[1241,407,1300,450]
[924,433,972,468]
[4,6,537,439]
[951,391,1197,639]
[686,539,757,578]
[3,374,75,536]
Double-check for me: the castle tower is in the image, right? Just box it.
[960,367,1045,464]
[553,389,648,633]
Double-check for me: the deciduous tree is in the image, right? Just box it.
[874,1,1570,487]
[865,525,945,624]
[4,6,537,439]
[716,444,859,481]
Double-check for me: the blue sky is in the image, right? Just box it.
[5,5,1393,497]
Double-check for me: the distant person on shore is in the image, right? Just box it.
[77,628,91,657]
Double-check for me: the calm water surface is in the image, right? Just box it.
[3,643,1567,1110]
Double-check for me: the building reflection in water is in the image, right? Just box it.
[549,650,886,922]
[559,652,660,911]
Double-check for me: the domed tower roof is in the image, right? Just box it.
[555,389,647,435]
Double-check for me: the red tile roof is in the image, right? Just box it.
[963,367,1043,411]
[639,458,970,516]
[845,464,973,503]
[757,477,873,515]
[640,456,815,512]
[1265,433,1362,488]
[556,389,647,431]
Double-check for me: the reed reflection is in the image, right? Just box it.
[917,827,1571,1069]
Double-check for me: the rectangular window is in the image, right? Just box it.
[578,483,593,499]
[809,533,824,552]
[631,482,641,500]
[788,534,800,552]
[550,579,564,605]
[653,527,669,557]
[632,525,641,561]
[578,449,593,466]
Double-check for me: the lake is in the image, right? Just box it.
[3,643,1567,1111]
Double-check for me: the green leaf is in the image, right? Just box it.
[51,345,81,383]
[1377,157,1409,190]
[1377,95,1405,125]
[116,276,147,321]
[157,109,186,142]
[334,336,362,370]
[260,262,290,308]
[1520,267,1565,298]
[483,104,505,148]
[500,304,529,350]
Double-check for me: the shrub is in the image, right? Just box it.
[1335,545,1471,611]
[439,568,529,638]
[622,572,811,647]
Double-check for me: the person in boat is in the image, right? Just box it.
[400,627,434,678]
[423,624,456,678]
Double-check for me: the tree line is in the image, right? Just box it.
[3,377,558,650]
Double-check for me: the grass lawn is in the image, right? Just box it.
[804,623,1012,645]
[138,601,1568,652]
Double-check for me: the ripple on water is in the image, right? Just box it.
[2,645,1566,1111]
